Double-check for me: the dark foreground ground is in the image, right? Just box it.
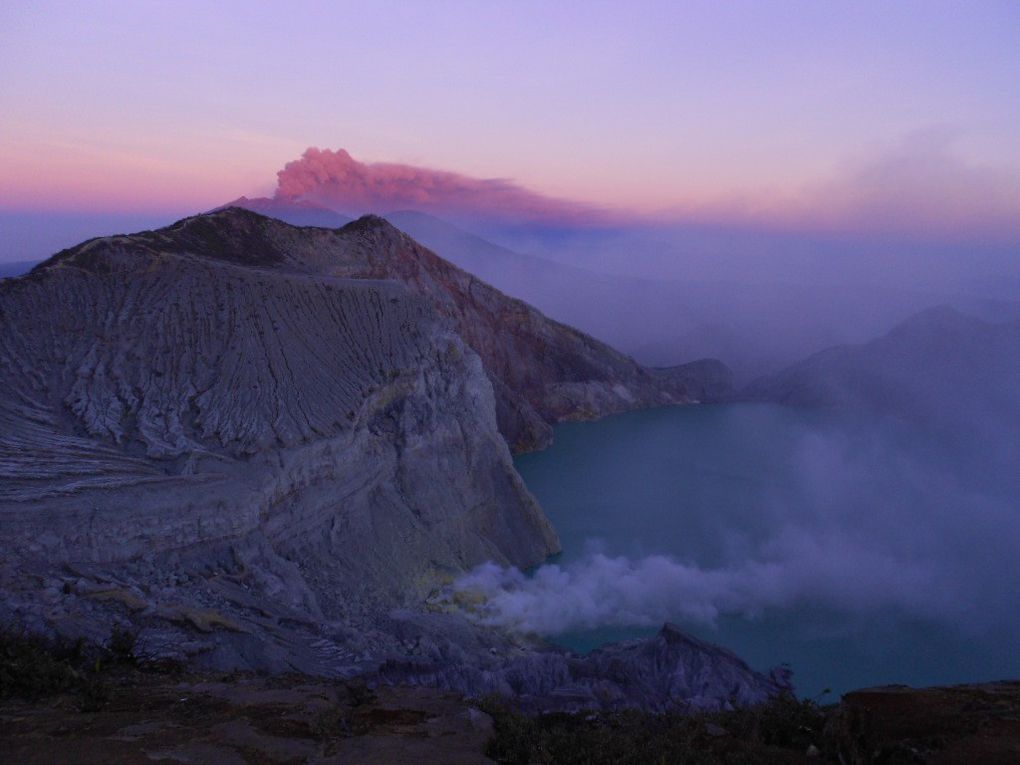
[2,634,1019,764]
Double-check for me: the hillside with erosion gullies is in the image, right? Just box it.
[0,208,781,712]
[212,204,705,450]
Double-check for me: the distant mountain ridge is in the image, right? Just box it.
[225,196,1001,383]
[741,306,1020,442]
[0,260,38,279]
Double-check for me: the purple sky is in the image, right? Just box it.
[1,1,1018,253]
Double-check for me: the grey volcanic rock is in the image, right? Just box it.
[0,210,557,611]
[288,212,690,451]
[222,205,692,451]
[0,209,780,710]
[653,358,733,402]
[376,619,791,713]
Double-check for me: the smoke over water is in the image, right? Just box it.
[447,544,951,637]
[443,401,1020,643]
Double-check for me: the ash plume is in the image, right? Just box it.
[274,147,608,224]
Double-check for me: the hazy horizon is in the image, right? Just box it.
[3,2,1019,262]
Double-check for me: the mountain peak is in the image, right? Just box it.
[886,304,978,334]
[202,205,274,224]
[345,213,400,232]
[339,214,416,247]
[217,196,353,229]
[33,207,289,274]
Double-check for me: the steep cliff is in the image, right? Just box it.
[0,214,557,603]
[212,206,692,449]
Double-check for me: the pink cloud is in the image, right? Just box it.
[273,139,1020,242]
[274,147,611,224]
[804,130,1020,240]
[676,130,1020,242]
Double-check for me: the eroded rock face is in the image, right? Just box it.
[0,210,782,710]
[0,214,557,619]
[332,215,692,452]
[194,208,691,451]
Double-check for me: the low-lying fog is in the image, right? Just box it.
[414,214,1020,693]
[452,404,1020,633]
[446,396,1020,694]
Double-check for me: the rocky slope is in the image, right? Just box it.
[220,195,353,228]
[375,621,791,713]
[0,213,557,576]
[228,205,695,449]
[0,208,557,670]
[230,199,725,433]
[0,209,783,710]
[653,358,733,402]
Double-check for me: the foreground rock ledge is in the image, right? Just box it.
[4,672,1019,764]
[0,674,497,765]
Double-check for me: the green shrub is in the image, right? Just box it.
[0,626,142,710]
[0,630,86,700]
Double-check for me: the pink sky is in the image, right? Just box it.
[261,138,1020,242]
[1,1,1018,241]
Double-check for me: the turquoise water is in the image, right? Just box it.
[514,404,1020,699]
